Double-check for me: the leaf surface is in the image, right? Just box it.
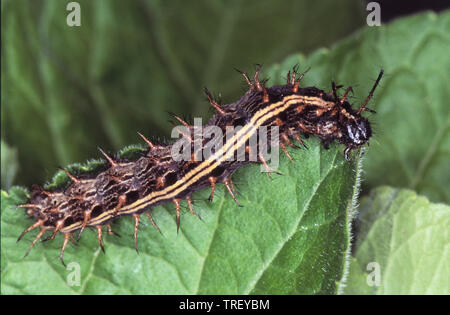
[343,186,450,294]
[1,140,360,294]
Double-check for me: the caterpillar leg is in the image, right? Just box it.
[293,134,308,149]
[96,225,105,253]
[186,197,202,221]
[173,199,181,233]
[223,177,241,207]
[258,153,282,179]
[77,208,92,241]
[107,224,120,237]
[133,214,140,253]
[17,220,43,242]
[145,211,162,235]
[59,233,71,267]
[24,229,46,258]
[208,177,217,202]
[280,142,294,162]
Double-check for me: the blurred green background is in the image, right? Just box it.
[1,0,366,188]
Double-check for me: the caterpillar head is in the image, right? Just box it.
[345,117,372,146]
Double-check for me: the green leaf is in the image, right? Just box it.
[1,138,361,294]
[1,0,364,187]
[360,11,450,204]
[3,6,449,295]
[266,11,450,204]
[343,186,450,294]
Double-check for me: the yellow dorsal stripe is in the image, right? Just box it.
[62,94,314,232]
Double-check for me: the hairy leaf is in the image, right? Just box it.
[2,8,449,295]
[343,186,450,294]
[267,11,450,204]
[1,139,360,294]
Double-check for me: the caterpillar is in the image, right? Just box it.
[16,66,383,266]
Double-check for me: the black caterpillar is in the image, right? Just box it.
[16,66,383,265]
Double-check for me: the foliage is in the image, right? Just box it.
[1,140,360,294]
[344,187,449,294]
[1,0,449,294]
